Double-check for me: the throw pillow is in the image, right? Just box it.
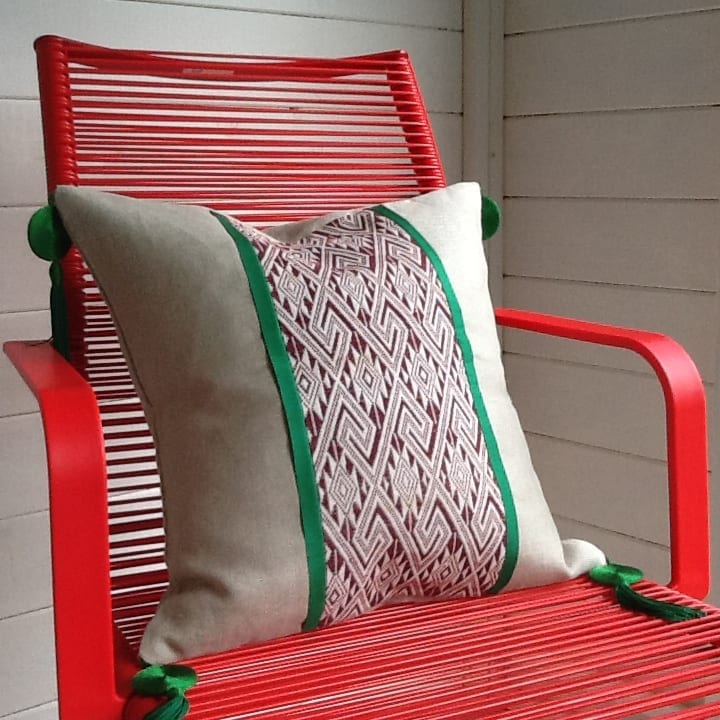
[52,183,605,664]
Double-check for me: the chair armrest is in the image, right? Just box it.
[3,340,130,717]
[495,308,710,599]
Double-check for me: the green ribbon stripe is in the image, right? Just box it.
[213,213,326,631]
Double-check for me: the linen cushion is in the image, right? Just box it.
[53,183,605,664]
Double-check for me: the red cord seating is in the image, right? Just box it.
[5,35,720,719]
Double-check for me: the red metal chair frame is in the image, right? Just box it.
[4,36,717,719]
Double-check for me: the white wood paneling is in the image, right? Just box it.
[0,414,48,521]
[505,108,720,200]
[0,101,45,206]
[0,610,56,718]
[506,11,720,116]
[0,513,52,618]
[530,434,669,546]
[463,0,505,304]
[0,0,461,112]
[505,1,720,34]
[0,208,49,313]
[505,354,666,461]
[505,330,646,376]
[3,702,58,720]
[430,112,462,185]
[503,2,719,606]
[122,0,463,28]
[555,517,670,586]
[0,313,51,417]
[503,198,719,292]
[503,277,717,380]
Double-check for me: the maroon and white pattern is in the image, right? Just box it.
[236,210,507,625]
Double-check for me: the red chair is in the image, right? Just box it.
[5,35,719,720]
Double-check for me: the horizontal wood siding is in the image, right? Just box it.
[528,434,669,546]
[506,109,719,199]
[505,1,720,33]
[0,2,465,717]
[503,1,720,604]
[0,513,52,618]
[2,705,59,720]
[503,198,719,291]
[0,415,48,521]
[503,277,718,379]
[0,611,56,718]
[121,0,464,28]
[505,12,720,115]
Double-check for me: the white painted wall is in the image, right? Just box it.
[502,1,720,596]
[0,2,465,718]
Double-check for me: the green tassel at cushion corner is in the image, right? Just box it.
[28,204,71,262]
[27,204,72,359]
[481,195,501,241]
[590,563,705,622]
[141,693,190,720]
[132,664,198,720]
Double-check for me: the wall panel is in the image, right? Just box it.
[0,513,52,618]
[0,414,47,521]
[506,1,719,34]
[430,113,463,184]
[503,276,717,380]
[505,108,719,200]
[3,703,59,720]
[505,354,667,461]
[0,101,45,206]
[0,610,56,718]
[529,433,669,546]
[0,314,51,417]
[0,208,49,314]
[506,11,720,115]
[123,0,464,28]
[503,0,719,604]
[503,198,719,292]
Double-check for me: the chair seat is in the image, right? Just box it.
[123,577,720,720]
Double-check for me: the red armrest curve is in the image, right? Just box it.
[3,340,132,718]
[495,308,710,599]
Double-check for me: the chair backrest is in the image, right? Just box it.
[35,35,446,649]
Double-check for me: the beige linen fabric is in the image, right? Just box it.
[55,187,310,664]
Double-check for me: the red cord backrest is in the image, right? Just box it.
[34,35,446,648]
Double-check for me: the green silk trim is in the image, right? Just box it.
[27,203,71,359]
[372,205,519,594]
[590,563,705,622]
[49,261,71,361]
[480,196,501,241]
[132,664,197,720]
[212,212,326,631]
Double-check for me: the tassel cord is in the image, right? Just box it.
[590,563,705,623]
[131,664,197,720]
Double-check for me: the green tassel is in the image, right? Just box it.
[590,563,705,623]
[132,664,197,720]
[143,692,190,720]
[481,196,501,240]
[27,205,72,359]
